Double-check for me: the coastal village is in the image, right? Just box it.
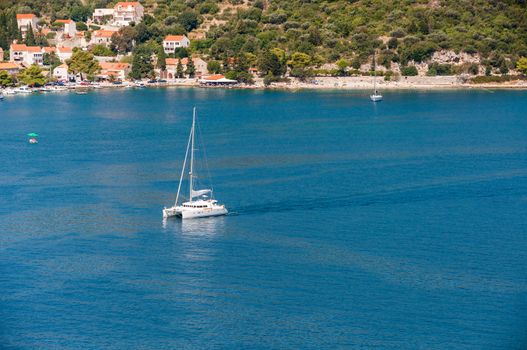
[0,2,240,93]
[1,1,527,94]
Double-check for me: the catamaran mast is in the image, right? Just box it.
[174,123,192,206]
[189,107,196,202]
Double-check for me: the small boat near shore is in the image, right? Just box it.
[163,107,228,219]
[15,86,33,94]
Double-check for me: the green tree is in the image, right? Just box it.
[111,26,137,54]
[76,22,88,31]
[67,49,101,81]
[157,46,166,71]
[91,44,116,57]
[400,65,418,76]
[178,11,199,32]
[70,6,92,22]
[257,50,284,77]
[185,57,196,77]
[130,44,154,79]
[336,59,348,76]
[516,57,527,75]
[207,60,221,74]
[0,70,14,87]
[288,52,312,79]
[176,59,184,78]
[18,64,46,86]
[43,52,61,69]
[24,23,36,46]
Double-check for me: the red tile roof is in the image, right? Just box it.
[114,2,141,8]
[0,62,20,70]
[55,19,74,24]
[57,47,73,53]
[203,74,226,81]
[11,44,41,52]
[16,14,36,20]
[164,35,187,42]
[99,62,130,70]
[93,30,117,38]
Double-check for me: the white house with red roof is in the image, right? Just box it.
[113,2,144,26]
[90,29,118,46]
[162,35,190,54]
[97,62,131,81]
[10,44,43,65]
[53,63,70,81]
[54,19,77,38]
[163,57,207,79]
[16,14,38,37]
[92,2,143,26]
[0,62,21,75]
[56,47,73,62]
[199,74,238,85]
[9,44,74,66]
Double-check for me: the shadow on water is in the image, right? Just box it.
[234,171,526,216]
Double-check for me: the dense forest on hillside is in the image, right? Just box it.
[1,0,527,79]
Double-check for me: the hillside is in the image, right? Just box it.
[1,0,527,79]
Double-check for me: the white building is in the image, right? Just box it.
[10,44,43,65]
[54,19,77,38]
[93,2,144,26]
[97,62,131,81]
[112,2,144,26]
[164,57,207,78]
[90,29,117,46]
[92,8,115,23]
[162,35,190,54]
[16,14,38,37]
[56,47,73,62]
[0,62,21,75]
[53,63,69,81]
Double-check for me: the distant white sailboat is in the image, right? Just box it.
[163,107,228,219]
[370,53,383,102]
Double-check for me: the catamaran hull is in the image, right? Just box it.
[370,95,383,102]
[163,206,228,219]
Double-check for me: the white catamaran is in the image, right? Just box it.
[163,108,228,219]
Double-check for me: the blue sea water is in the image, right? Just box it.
[0,88,526,349]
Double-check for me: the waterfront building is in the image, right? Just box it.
[0,62,21,75]
[163,57,207,79]
[97,62,131,81]
[53,64,70,81]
